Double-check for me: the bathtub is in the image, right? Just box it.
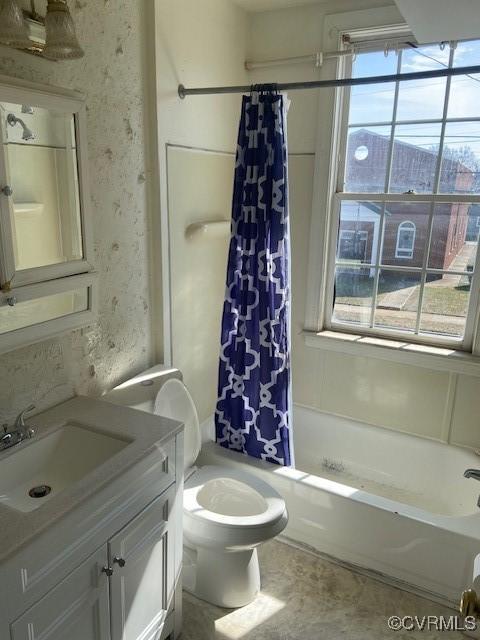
[198,404,480,606]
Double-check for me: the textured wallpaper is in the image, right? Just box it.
[0,0,158,423]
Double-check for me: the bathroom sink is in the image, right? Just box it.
[0,423,130,513]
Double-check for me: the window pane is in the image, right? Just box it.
[390,123,441,193]
[374,270,421,331]
[429,203,478,272]
[333,267,373,325]
[337,200,381,265]
[345,126,391,192]
[396,46,448,121]
[453,39,480,67]
[449,40,480,119]
[439,122,480,194]
[381,202,430,267]
[0,288,88,334]
[349,51,398,124]
[419,275,471,338]
[448,74,480,119]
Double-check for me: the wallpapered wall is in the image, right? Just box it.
[0,0,159,423]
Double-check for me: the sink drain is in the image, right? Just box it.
[29,485,52,499]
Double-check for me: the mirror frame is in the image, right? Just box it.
[0,75,97,354]
[0,74,94,290]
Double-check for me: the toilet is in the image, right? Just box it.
[153,376,288,608]
[106,368,288,608]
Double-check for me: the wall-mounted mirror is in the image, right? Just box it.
[1,102,83,273]
[0,76,96,354]
[0,76,93,291]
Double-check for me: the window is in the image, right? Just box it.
[0,78,96,354]
[395,221,416,259]
[323,36,480,350]
[338,229,369,262]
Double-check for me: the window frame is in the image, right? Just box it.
[307,14,480,354]
[0,75,97,354]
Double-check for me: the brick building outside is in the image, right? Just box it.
[339,129,473,272]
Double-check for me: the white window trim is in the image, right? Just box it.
[303,6,480,370]
[395,220,416,259]
[0,75,97,352]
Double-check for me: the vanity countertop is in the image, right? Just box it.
[0,395,183,563]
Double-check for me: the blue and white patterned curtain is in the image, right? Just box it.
[215,88,293,467]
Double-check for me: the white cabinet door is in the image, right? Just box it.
[109,490,172,640]
[10,546,110,640]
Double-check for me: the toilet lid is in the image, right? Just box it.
[154,378,201,471]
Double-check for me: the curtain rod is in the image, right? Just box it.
[178,64,480,99]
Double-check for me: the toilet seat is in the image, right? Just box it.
[184,465,286,529]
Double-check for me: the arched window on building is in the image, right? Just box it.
[395,221,416,259]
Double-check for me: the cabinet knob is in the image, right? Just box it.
[114,556,126,567]
[1,186,13,197]
[102,565,114,577]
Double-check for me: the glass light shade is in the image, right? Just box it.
[43,0,84,60]
[0,0,32,48]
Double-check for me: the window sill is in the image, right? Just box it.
[303,330,480,376]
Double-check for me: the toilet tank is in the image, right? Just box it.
[104,365,182,412]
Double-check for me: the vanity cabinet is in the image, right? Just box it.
[10,487,175,640]
[10,546,110,640]
[109,490,172,640]
[0,397,184,640]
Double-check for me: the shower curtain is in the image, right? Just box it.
[215,87,292,467]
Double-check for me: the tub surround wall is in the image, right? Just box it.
[0,0,158,423]
[167,148,234,424]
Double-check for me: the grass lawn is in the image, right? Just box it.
[405,283,470,316]
[334,272,470,335]
[336,273,470,316]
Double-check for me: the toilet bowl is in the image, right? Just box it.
[154,378,288,608]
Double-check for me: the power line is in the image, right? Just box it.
[411,46,480,87]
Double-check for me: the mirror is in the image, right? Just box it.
[0,101,83,272]
[0,81,96,354]
[0,287,89,334]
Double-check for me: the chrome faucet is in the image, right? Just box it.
[0,404,36,452]
[464,469,480,507]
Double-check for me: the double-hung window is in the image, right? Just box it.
[324,36,480,351]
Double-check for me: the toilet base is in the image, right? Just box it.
[183,546,260,608]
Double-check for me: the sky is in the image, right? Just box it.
[348,39,480,171]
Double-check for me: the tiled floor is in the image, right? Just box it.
[182,540,463,639]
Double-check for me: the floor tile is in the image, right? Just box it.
[181,540,462,639]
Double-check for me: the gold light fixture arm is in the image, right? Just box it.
[460,589,480,618]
